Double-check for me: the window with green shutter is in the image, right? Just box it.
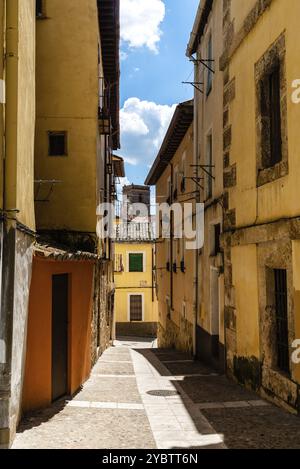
[129,253,143,272]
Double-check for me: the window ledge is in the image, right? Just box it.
[257,160,288,187]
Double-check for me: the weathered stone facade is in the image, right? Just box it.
[158,316,193,354]
[220,0,300,413]
[0,222,34,448]
[91,260,115,365]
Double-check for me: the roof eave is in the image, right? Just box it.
[186,0,214,57]
[145,101,193,186]
[98,0,120,149]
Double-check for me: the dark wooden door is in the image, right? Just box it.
[52,274,69,401]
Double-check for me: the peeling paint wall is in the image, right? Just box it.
[9,230,33,440]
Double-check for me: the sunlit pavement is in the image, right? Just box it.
[13,338,300,449]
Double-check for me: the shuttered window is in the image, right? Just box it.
[129,253,143,272]
[130,295,143,322]
[114,254,124,272]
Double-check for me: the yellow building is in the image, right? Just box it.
[145,101,195,353]
[219,0,300,412]
[114,222,158,337]
[21,0,121,423]
[186,0,225,371]
[0,0,36,448]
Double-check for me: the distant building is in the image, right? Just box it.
[219,0,300,412]
[145,100,195,353]
[114,222,158,338]
[0,0,122,448]
[186,0,225,372]
[122,185,151,221]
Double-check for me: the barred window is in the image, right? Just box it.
[130,295,143,322]
[274,269,289,373]
[114,254,124,272]
[260,64,282,167]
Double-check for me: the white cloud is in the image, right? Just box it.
[120,0,165,53]
[134,67,140,72]
[120,97,177,169]
[120,107,149,136]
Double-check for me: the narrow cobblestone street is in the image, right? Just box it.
[13,339,300,449]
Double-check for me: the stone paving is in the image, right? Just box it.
[13,338,300,449]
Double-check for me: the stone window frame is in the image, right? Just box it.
[255,33,288,188]
[258,240,295,380]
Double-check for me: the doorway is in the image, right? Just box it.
[52,274,69,401]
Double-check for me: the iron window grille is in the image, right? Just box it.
[260,64,282,168]
[274,269,290,373]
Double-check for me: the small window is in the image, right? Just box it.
[36,0,44,18]
[173,167,178,200]
[130,295,143,322]
[211,223,221,256]
[181,155,186,193]
[269,65,282,166]
[206,34,213,96]
[260,64,282,168]
[129,253,143,272]
[206,133,213,199]
[48,132,67,156]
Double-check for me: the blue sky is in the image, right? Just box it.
[118,0,199,187]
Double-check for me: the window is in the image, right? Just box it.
[211,223,221,256]
[129,253,144,272]
[36,0,44,18]
[48,132,67,156]
[181,155,186,193]
[206,34,213,96]
[274,269,289,373]
[173,166,179,200]
[206,133,213,199]
[167,176,171,204]
[129,295,143,322]
[260,64,282,167]
[255,34,287,187]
